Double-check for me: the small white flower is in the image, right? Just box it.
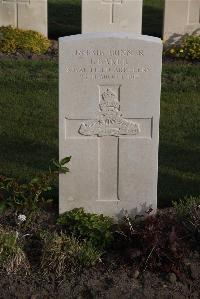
[17,214,26,223]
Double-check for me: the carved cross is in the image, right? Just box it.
[102,0,123,24]
[65,85,152,202]
[2,0,31,28]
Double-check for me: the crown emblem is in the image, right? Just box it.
[79,85,140,137]
[100,88,120,110]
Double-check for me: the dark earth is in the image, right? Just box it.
[0,257,199,299]
[0,207,199,299]
[1,254,200,299]
[0,249,199,298]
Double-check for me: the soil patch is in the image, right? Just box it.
[0,252,199,298]
[0,208,199,298]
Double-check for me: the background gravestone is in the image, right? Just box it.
[59,33,162,218]
[82,0,143,33]
[163,0,200,44]
[0,0,48,36]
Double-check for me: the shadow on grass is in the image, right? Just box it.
[1,135,200,208]
[0,133,59,204]
[158,142,200,207]
[142,5,164,38]
[0,134,58,178]
[48,0,81,39]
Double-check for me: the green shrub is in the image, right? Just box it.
[173,196,200,240]
[0,226,29,274]
[41,232,102,277]
[0,157,71,214]
[164,34,200,61]
[173,196,200,219]
[57,208,114,250]
[0,26,51,54]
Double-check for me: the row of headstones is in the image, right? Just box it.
[0,0,199,42]
[83,0,200,44]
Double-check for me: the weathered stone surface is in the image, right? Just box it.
[82,0,143,33]
[163,0,200,44]
[59,33,162,218]
[0,0,47,36]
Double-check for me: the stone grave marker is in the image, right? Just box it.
[59,33,162,218]
[163,0,200,44]
[0,0,47,36]
[82,0,143,33]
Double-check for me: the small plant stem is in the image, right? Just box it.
[124,210,135,235]
[143,244,157,273]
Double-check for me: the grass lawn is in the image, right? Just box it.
[159,63,200,206]
[48,0,164,39]
[0,61,58,180]
[0,60,200,207]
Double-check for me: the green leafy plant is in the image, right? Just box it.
[41,232,102,277]
[0,157,71,214]
[173,196,200,219]
[0,226,29,274]
[0,26,51,54]
[164,34,200,61]
[57,208,114,250]
[173,196,200,241]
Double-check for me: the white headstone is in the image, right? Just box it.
[59,33,162,218]
[82,0,143,33]
[163,0,200,44]
[0,0,48,36]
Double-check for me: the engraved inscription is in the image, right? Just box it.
[102,0,123,24]
[65,48,150,81]
[79,86,140,137]
[75,49,144,56]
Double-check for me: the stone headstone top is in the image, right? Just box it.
[0,0,48,36]
[59,33,162,218]
[163,0,200,44]
[82,0,143,34]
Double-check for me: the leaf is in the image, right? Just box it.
[30,177,40,184]
[21,184,28,189]
[46,198,53,203]
[52,160,61,169]
[60,167,70,173]
[60,156,71,165]
[3,178,13,182]
[0,201,7,214]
